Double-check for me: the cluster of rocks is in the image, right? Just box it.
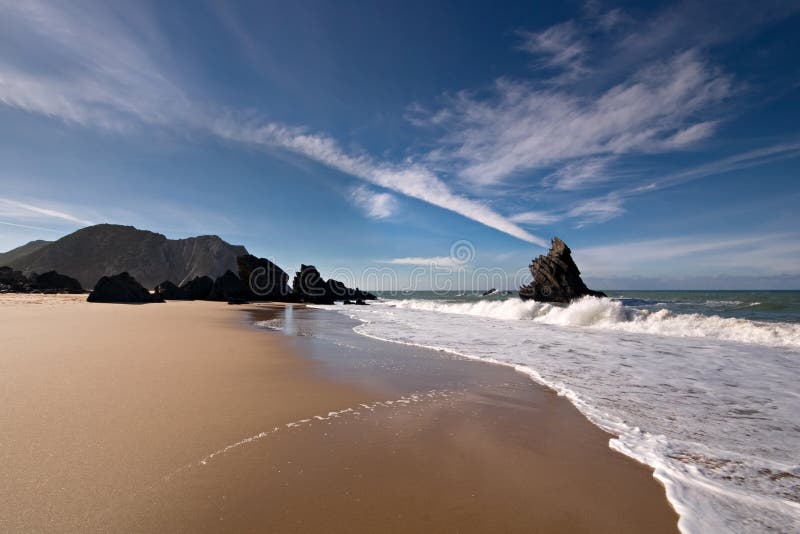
[0,266,83,294]
[292,265,374,305]
[519,237,606,303]
[86,255,376,304]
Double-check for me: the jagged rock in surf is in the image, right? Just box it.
[292,265,335,304]
[87,272,163,303]
[291,265,376,304]
[519,237,606,303]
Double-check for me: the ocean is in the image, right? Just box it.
[313,290,800,533]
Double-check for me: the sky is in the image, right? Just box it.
[1,0,799,289]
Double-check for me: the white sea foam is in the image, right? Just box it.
[327,299,800,533]
[388,297,800,349]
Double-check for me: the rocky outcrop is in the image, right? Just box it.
[292,265,334,304]
[291,265,375,304]
[208,270,249,301]
[0,266,83,293]
[236,255,292,300]
[87,272,163,303]
[326,278,376,301]
[154,280,186,300]
[31,271,83,293]
[3,224,248,289]
[180,275,214,300]
[519,237,606,303]
[0,266,31,292]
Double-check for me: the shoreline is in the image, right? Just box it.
[0,295,679,532]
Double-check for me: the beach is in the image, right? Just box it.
[0,294,678,532]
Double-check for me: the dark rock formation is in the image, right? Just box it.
[1,266,83,293]
[519,237,606,303]
[154,280,186,300]
[87,272,163,303]
[292,265,334,304]
[291,265,376,304]
[179,276,214,300]
[208,270,249,301]
[236,254,292,300]
[0,266,31,292]
[327,278,376,301]
[3,224,248,289]
[31,271,83,293]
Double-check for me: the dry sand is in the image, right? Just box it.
[0,295,679,532]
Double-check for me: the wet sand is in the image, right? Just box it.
[0,295,679,532]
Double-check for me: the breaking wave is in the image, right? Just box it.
[388,296,800,349]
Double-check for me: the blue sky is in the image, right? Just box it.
[1,0,799,289]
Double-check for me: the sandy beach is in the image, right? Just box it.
[0,295,679,533]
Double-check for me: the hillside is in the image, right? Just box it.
[4,224,248,289]
[0,240,52,266]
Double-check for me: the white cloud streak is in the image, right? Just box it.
[0,0,545,246]
[0,197,93,226]
[508,210,562,225]
[380,256,458,267]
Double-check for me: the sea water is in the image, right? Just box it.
[318,290,800,533]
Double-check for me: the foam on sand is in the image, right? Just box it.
[326,298,800,533]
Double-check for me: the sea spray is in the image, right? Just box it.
[389,296,800,349]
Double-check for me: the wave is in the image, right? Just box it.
[388,296,800,349]
[332,301,800,532]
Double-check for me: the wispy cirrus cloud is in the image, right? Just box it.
[0,197,94,226]
[425,49,731,187]
[0,0,545,246]
[508,210,562,226]
[567,194,625,225]
[516,21,587,81]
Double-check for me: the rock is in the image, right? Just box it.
[519,237,606,303]
[31,271,83,293]
[236,255,292,301]
[355,299,367,305]
[227,297,249,305]
[180,275,214,300]
[292,265,335,304]
[291,265,376,304]
[343,299,354,305]
[87,272,163,303]
[208,270,249,301]
[482,288,497,296]
[0,266,31,292]
[154,280,187,300]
